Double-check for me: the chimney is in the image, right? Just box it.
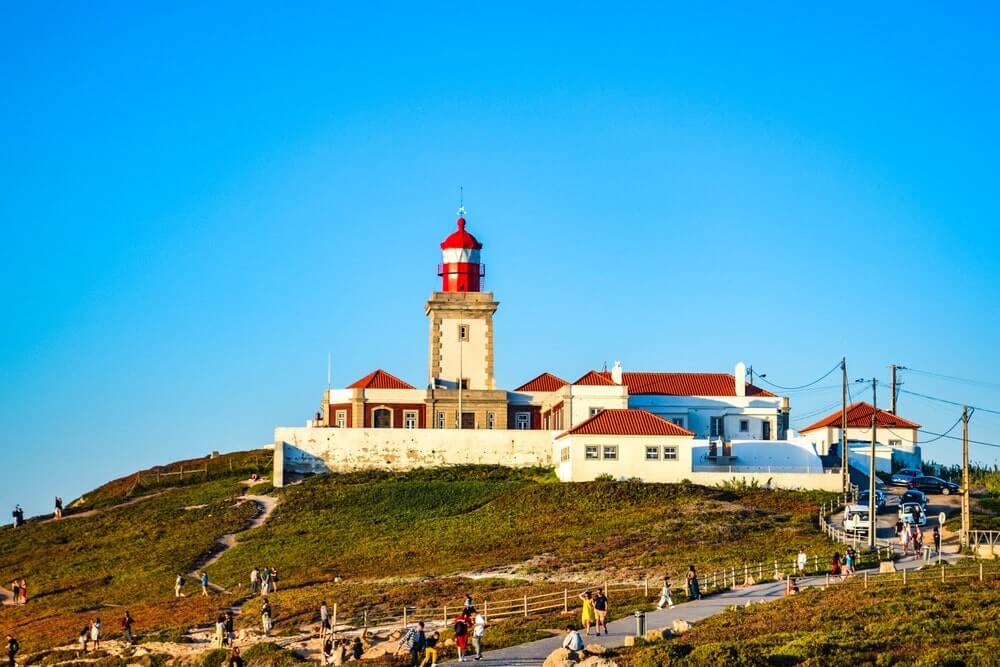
[611,360,623,385]
[734,361,747,397]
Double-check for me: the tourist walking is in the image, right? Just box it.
[122,611,135,645]
[270,568,279,592]
[472,608,487,660]
[419,632,440,667]
[260,568,271,595]
[175,574,184,597]
[90,618,102,651]
[797,549,808,575]
[686,565,701,600]
[452,612,470,662]
[17,580,26,605]
[578,590,596,636]
[12,506,24,528]
[214,615,226,649]
[399,621,426,667]
[933,526,942,554]
[78,626,89,652]
[830,552,843,579]
[320,601,331,638]
[261,599,273,636]
[228,647,243,667]
[10,581,19,606]
[200,572,210,596]
[6,636,18,667]
[224,611,235,646]
[54,497,63,520]
[250,568,260,595]
[593,588,608,636]
[656,574,674,609]
[561,626,584,651]
[322,638,334,665]
[350,637,363,661]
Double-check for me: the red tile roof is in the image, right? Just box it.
[573,370,618,386]
[514,372,569,392]
[620,372,776,397]
[557,408,694,439]
[347,369,416,390]
[799,402,921,433]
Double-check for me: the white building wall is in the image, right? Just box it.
[275,427,555,485]
[627,395,781,439]
[435,318,490,390]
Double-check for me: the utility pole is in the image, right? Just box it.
[868,378,877,550]
[962,405,970,548]
[841,358,849,494]
[889,364,905,414]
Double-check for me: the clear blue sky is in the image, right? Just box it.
[3,3,999,516]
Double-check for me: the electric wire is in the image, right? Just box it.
[897,388,1000,416]
[754,361,843,391]
[903,368,1000,390]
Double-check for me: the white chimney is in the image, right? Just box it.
[734,361,747,397]
[611,360,623,385]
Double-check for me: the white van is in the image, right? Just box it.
[843,504,871,535]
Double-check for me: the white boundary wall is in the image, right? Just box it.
[274,427,556,485]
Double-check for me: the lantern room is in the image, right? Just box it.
[438,210,485,292]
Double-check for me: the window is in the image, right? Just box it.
[663,446,677,460]
[710,416,724,438]
[437,412,445,429]
[670,417,685,428]
[515,412,531,430]
[486,412,496,429]
[459,378,469,390]
[560,446,570,462]
[403,410,418,429]
[645,447,660,460]
[888,439,902,448]
[335,410,347,428]
[373,408,392,428]
[589,407,603,417]
[585,445,599,460]
[739,419,749,433]
[458,324,469,341]
[602,445,618,460]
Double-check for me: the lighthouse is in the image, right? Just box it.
[438,207,485,292]
[425,208,505,428]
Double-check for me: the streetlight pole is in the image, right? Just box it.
[868,379,877,550]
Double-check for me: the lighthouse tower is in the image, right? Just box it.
[425,208,503,427]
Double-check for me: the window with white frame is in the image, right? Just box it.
[436,412,445,429]
[515,412,531,430]
[663,446,678,460]
[403,410,418,429]
[487,412,496,430]
[739,419,750,433]
[645,446,660,460]
[602,445,618,460]
[335,410,347,428]
[589,407,603,417]
[560,446,570,462]
[888,439,902,448]
[458,324,469,341]
[585,445,599,460]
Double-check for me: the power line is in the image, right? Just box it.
[904,367,1000,390]
[897,388,1000,416]
[755,361,842,391]
[917,429,1000,450]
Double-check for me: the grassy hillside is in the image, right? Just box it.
[2,455,840,656]
[621,566,1000,666]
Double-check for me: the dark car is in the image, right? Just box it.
[890,468,922,486]
[858,489,887,511]
[908,475,960,495]
[900,488,928,507]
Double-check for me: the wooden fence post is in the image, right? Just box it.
[523,594,528,618]
[180,465,184,480]
[484,601,488,619]
[774,560,778,579]
[333,603,337,636]
[403,607,407,630]
[813,555,818,573]
[941,565,945,582]
[864,571,868,589]
[980,563,984,582]
[644,577,648,597]
[902,569,907,586]
[443,605,447,625]
[564,589,568,613]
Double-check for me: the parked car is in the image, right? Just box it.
[857,489,887,512]
[899,488,928,508]
[890,468,922,486]
[898,502,927,526]
[843,504,871,535]
[908,475,960,495]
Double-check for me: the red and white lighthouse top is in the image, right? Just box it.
[438,207,484,292]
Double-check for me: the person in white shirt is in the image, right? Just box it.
[797,549,808,575]
[656,574,674,609]
[472,611,486,661]
[561,626,584,652]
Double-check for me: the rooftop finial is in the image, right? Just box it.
[457,186,466,219]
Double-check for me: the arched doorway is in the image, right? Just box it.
[373,408,392,428]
